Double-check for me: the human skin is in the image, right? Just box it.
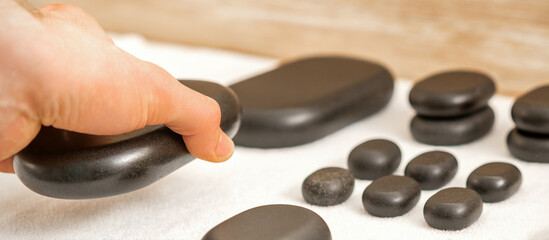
[0,0,235,173]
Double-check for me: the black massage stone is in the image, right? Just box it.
[14,80,241,199]
[467,162,522,203]
[348,139,401,180]
[405,151,458,190]
[511,85,549,134]
[202,204,331,240]
[410,107,495,146]
[302,167,355,206]
[507,128,549,163]
[362,175,421,217]
[230,56,394,148]
[409,71,495,117]
[424,187,483,230]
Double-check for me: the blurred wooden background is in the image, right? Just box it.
[28,0,549,96]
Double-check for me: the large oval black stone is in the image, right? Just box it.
[362,175,421,217]
[410,107,495,145]
[409,71,495,117]
[424,187,483,230]
[302,167,355,206]
[507,128,549,163]
[231,56,394,148]
[14,80,241,199]
[348,139,401,180]
[404,151,458,190]
[467,162,522,203]
[202,204,331,240]
[511,85,549,134]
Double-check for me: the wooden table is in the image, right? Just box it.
[28,0,549,96]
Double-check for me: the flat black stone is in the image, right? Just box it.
[409,71,495,117]
[202,204,331,240]
[362,175,421,217]
[424,187,483,230]
[507,128,549,163]
[404,151,458,190]
[347,139,401,180]
[511,85,549,134]
[467,162,522,203]
[410,107,495,146]
[14,80,241,199]
[230,56,394,148]
[302,167,355,206]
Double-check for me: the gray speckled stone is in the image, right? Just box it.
[410,107,494,146]
[405,151,458,190]
[302,167,355,206]
[362,175,421,217]
[512,85,549,134]
[424,187,483,230]
[202,204,331,240]
[467,162,522,203]
[348,139,401,180]
[409,71,495,117]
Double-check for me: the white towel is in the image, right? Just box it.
[1,34,547,240]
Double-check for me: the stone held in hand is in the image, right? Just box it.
[14,80,241,199]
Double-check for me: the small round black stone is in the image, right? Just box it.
[410,107,495,146]
[467,162,522,203]
[424,187,483,230]
[404,151,458,190]
[347,139,401,180]
[511,85,549,134]
[409,71,495,117]
[362,175,421,217]
[302,167,355,206]
[507,128,549,163]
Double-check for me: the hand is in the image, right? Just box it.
[0,1,235,173]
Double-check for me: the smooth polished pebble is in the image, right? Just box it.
[202,204,331,240]
[467,162,522,203]
[405,151,458,190]
[362,175,421,217]
[511,85,549,134]
[507,128,549,163]
[14,80,242,199]
[348,139,401,180]
[302,167,355,206]
[409,71,495,117]
[424,188,483,230]
[231,56,394,148]
[410,107,495,146]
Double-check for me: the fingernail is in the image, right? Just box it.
[215,131,234,162]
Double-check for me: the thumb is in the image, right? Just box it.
[40,60,235,163]
[0,106,41,173]
[145,66,236,162]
